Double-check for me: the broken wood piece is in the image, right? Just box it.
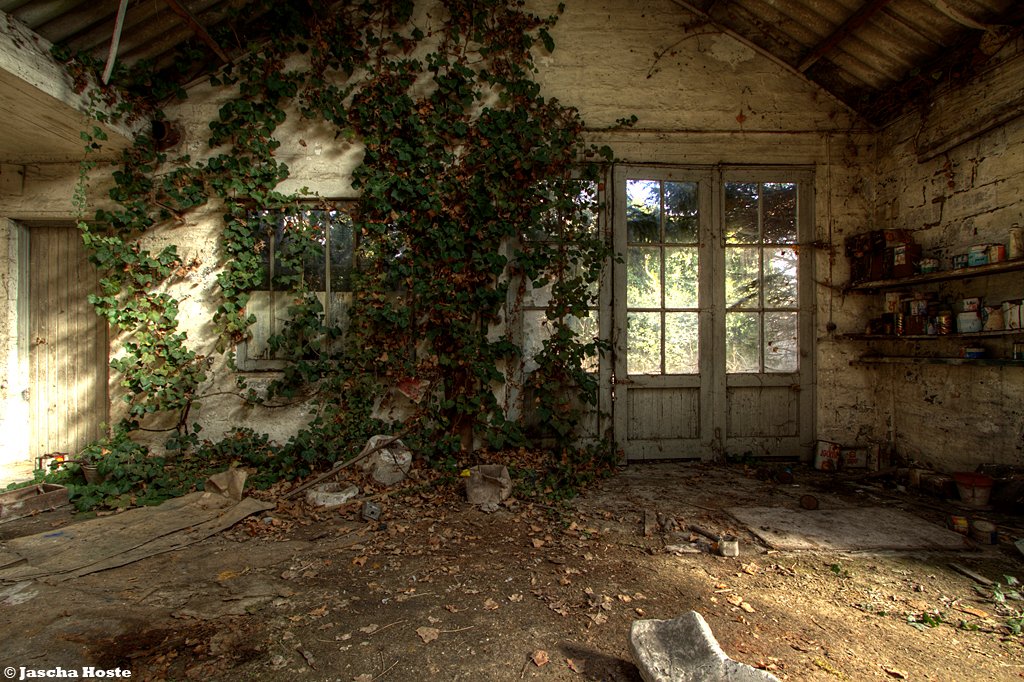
[688,524,720,542]
[284,433,407,500]
[948,562,994,586]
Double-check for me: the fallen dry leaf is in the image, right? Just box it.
[359,624,379,634]
[508,593,524,603]
[566,658,583,673]
[532,650,550,667]
[727,594,744,606]
[483,598,500,610]
[882,666,908,679]
[589,613,608,625]
[352,556,367,567]
[416,626,440,644]
[740,602,755,613]
[532,538,545,549]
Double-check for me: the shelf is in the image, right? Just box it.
[846,258,1024,291]
[840,329,1024,341]
[853,356,1024,367]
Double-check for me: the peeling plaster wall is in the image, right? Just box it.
[861,49,1024,471]
[1,0,892,467]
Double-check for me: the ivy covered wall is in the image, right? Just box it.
[1,0,881,494]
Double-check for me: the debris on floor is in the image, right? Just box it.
[629,610,780,681]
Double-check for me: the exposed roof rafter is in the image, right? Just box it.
[798,0,895,72]
[161,0,230,64]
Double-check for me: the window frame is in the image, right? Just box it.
[235,200,357,372]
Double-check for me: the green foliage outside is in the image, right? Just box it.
[30,0,622,510]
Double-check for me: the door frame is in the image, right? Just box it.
[608,164,816,462]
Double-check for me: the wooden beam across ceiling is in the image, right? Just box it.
[798,0,895,73]
[161,0,229,64]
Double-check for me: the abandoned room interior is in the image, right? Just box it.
[0,0,1023,679]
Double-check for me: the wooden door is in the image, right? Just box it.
[612,167,814,461]
[29,226,108,460]
[612,167,714,459]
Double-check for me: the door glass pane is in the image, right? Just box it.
[626,180,661,243]
[664,181,698,244]
[763,183,797,244]
[725,182,759,243]
[627,312,661,374]
[726,312,760,373]
[765,248,798,308]
[664,247,698,308]
[765,312,798,373]
[665,312,699,373]
[725,247,760,309]
[627,246,661,308]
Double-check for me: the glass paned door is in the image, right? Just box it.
[613,168,713,459]
[612,167,814,461]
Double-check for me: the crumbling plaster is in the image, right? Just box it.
[10,0,1014,473]
[862,55,1024,471]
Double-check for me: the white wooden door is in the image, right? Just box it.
[612,167,814,461]
[29,226,108,460]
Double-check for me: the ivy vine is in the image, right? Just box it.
[63,0,618,498]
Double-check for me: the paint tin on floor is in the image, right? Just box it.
[949,515,969,534]
[717,535,739,557]
[970,519,997,544]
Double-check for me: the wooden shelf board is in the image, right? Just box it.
[839,329,1024,341]
[846,258,1024,291]
[852,356,1024,367]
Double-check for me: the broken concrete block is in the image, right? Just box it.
[305,483,359,509]
[362,435,413,485]
[629,611,780,682]
[465,464,512,509]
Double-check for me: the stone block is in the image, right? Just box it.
[629,611,779,682]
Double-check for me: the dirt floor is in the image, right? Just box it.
[1,462,1023,681]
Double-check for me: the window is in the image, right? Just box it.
[236,205,355,370]
[519,180,602,374]
[723,182,799,373]
[625,178,700,374]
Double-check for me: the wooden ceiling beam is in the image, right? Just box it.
[161,0,229,64]
[798,0,895,72]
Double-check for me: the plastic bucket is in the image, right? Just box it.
[953,472,993,507]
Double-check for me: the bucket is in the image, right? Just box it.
[970,519,997,544]
[953,472,993,507]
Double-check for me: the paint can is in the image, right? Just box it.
[968,244,989,267]
[815,441,841,471]
[970,519,997,544]
[989,244,1007,263]
[949,515,969,534]
[717,535,740,557]
[1010,226,1023,260]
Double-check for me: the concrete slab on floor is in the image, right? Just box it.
[726,506,970,551]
